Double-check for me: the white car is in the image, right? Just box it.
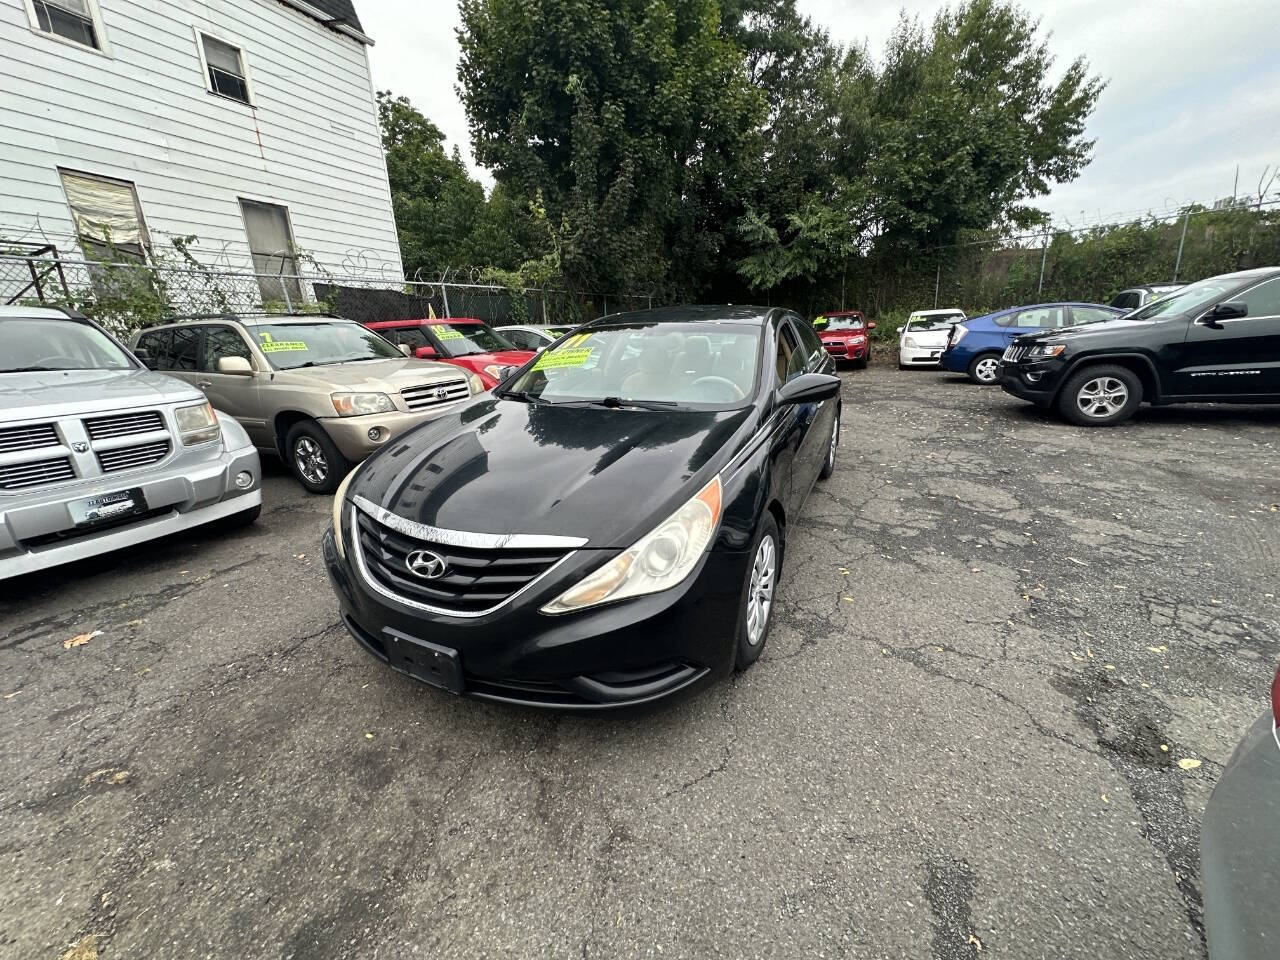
[898,309,967,368]
[496,324,573,352]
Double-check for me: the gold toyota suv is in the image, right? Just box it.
[132,316,482,493]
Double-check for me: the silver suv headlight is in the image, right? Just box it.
[175,401,220,445]
[541,475,723,615]
[331,392,395,416]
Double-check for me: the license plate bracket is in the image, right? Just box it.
[69,487,148,527]
[382,628,464,694]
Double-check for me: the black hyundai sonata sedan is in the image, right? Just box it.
[322,305,842,709]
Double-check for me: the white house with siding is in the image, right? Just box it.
[0,0,402,301]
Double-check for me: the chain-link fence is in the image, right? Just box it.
[0,247,658,335]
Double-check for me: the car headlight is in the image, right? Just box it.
[541,475,723,615]
[850,334,867,343]
[331,468,356,558]
[903,335,918,348]
[175,401,220,445]
[1027,343,1066,359]
[331,392,395,417]
[482,364,505,383]
[950,324,969,344]
[467,372,485,394]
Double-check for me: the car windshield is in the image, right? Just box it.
[825,318,864,331]
[243,321,401,370]
[0,317,134,372]
[1127,277,1245,321]
[503,321,760,409]
[906,315,960,332]
[428,322,516,357]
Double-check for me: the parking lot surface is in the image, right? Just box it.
[3,365,1278,960]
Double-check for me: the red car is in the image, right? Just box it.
[364,318,535,389]
[813,310,876,367]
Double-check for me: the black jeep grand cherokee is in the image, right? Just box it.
[999,267,1280,426]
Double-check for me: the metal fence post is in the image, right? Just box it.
[1037,229,1050,297]
[440,282,451,318]
[933,262,940,309]
[1173,212,1190,281]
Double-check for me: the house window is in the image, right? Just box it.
[26,0,105,50]
[240,200,302,305]
[59,170,149,261]
[200,34,251,104]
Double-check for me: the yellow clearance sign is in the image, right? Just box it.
[430,324,465,341]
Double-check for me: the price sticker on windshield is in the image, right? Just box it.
[533,348,592,371]
[257,334,309,353]
[430,324,465,341]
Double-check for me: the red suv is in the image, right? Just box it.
[365,318,535,388]
[813,310,876,367]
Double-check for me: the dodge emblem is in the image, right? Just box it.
[72,441,90,453]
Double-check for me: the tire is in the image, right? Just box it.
[734,513,781,671]
[213,503,261,532]
[285,421,351,494]
[967,352,1002,385]
[819,408,839,480]
[1056,364,1143,427]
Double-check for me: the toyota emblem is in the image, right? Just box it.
[432,387,451,402]
[404,549,448,580]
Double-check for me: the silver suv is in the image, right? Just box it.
[133,316,481,493]
[0,306,262,580]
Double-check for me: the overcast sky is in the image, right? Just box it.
[362,0,1280,229]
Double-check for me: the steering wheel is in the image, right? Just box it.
[689,376,745,402]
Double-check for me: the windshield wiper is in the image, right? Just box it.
[496,388,552,405]
[569,396,680,411]
[0,365,66,373]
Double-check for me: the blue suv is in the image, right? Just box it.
[941,302,1124,383]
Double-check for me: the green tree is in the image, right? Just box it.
[457,0,764,296]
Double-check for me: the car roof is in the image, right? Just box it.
[589,304,776,327]
[821,310,864,317]
[367,317,482,327]
[0,304,81,320]
[909,309,965,316]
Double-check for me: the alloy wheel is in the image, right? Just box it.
[827,417,839,470]
[974,357,1000,383]
[745,534,777,646]
[1076,376,1129,419]
[294,436,329,486]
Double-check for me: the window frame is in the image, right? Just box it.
[1195,276,1280,325]
[58,168,151,261]
[134,327,174,370]
[238,198,303,304]
[199,324,257,373]
[194,28,254,106]
[22,0,110,55]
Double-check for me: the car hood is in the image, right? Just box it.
[819,330,865,341]
[904,329,951,346]
[445,350,536,371]
[1013,316,1168,343]
[275,358,468,389]
[0,368,203,420]
[351,397,755,548]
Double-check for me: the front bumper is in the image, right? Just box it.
[823,340,869,361]
[323,527,747,710]
[899,344,945,365]
[997,358,1067,407]
[321,406,462,461]
[1202,713,1280,960]
[0,442,261,579]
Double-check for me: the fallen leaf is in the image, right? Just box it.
[64,630,103,650]
[1066,557,1087,566]
[365,733,374,740]
[1160,744,1169,752]
[126,619,145,628]
[1101,794,1109,803]
[3,689,20,699]
[1210,598,1222,605]
[968,934,983,952]
[83,768,130,788]
[1147,645,1167,653]
[60,934,98,960]
[1104,664,1115,671]
[841,596,854,602]
[1178,758,1202,771]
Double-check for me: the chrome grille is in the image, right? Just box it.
[0,456,75,490]
[400,379,470,412]
[84,410,165,440]
[353,510,571,615]
[0,423,59,453]
[824,341,845,350]
[1002,344,1029,363]
[96,440,171,474]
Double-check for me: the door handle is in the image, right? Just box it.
[197,380,212,390]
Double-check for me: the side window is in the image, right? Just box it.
[394,328,431,350]
[774,322,805,384]
[1233,278,1280,319]
[1070,307,1120,326]
[791,318,825,370]
[135,328,172,369]
[201,326,252,371]
[171,326,200,372]
[1014,307,1064,328]
[506,330,536,350]
[1111,292,1139,310]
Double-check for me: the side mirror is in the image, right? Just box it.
[778,372,840,405]
[133,347,154,369]
[1204,301,1247,327]
[497,365,517,381]
[398,343,413,357]
[866,321,877,330]
[217,356,253,376]
[414,345,438,359]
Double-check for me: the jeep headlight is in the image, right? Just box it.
[541,476,723,614]
[1027,343,1066,359]
[331,392,395,417]
[175,401,220,446]
[332,468,356,558]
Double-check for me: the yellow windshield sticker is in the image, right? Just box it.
[532,348,592,371]
[430,324,465,341]
[562,332,592,348]
[257,332,309,353]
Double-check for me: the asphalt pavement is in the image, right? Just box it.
[2,364,1278,960]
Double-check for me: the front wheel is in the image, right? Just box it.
[1056,365,1143,427]
[967,353,1002,385]
[734,514,781,671]
[819,409,839,480]
[285,421,351,494]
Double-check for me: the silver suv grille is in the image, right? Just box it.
[0,456,76,490]
[0,423,59,453]
[401,379,470,412]
[97,440,171,474]
[85,410,164,440]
